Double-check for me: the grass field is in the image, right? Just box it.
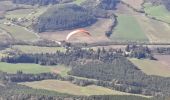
[144,3,170,23]
[6,9,34,18]
[0,62,51,74]
[111,14,148,42]
[20,80,151,97]
[74,0,86,5]
[12,45,66,54]
[0,24,37,41]
[129,58,170,77]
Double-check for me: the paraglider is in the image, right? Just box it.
[66,29,91,41]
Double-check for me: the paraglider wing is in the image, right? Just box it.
[66,29,91,41]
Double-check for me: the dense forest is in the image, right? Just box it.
[99,0,119,10]
[33,4,97,32]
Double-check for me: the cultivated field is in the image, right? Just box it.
[0,62,51,74]
[21,80,151,97]
[111,2,170,43]
[129,58,170,77]
[0,24,38,41]
[74,0,86,5]
[136,15,170,43]
[144,3,170,23]
[121,0,144,10]
[111,14,148,42]
[12,45,66,54]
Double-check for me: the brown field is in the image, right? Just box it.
[40,18,112,43]
[121,0,144,10]
[154,55,170,67]
[136,15,170,43]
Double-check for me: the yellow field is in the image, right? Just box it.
[21,80,151,97]
[129,58,170,77]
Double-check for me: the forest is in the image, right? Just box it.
[1,46,170,97]
[33,4,97,32]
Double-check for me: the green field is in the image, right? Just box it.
[111,14,148,42]
[0,62,51,74]
[0,24,37,41]
[20,80,151,97]
[129,58,170,77]
[74,0,86,5]
[12,45,66,54]
[144,3,170,23]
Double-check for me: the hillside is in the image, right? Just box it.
[33,4,97,32]
[1,0,170,100]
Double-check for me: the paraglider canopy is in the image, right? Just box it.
[66,29,91,41]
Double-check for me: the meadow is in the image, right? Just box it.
[0,62,51,74]
[111,14,148,42]
[21,80,151,97]
[129,58,170,77]
[0,24,37,41]
[144,3,170,23]
[12,45,66,54]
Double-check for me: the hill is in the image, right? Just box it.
[33,4,97,32]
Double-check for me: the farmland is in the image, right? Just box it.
[20,80,151,97]
[121,0,144,10]
[144,3,170,23]
[129,58,170,77]
[0,24,38,41]
[111,14,148,42]
[0,62,51,74]
[12,45,66,54]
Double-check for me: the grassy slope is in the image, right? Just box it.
[12,45,65,54]
[21,80,151,97]
[129,58,170,77]
[144,3,170,23]
[111,14,148,42]
[0,62,51,74]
